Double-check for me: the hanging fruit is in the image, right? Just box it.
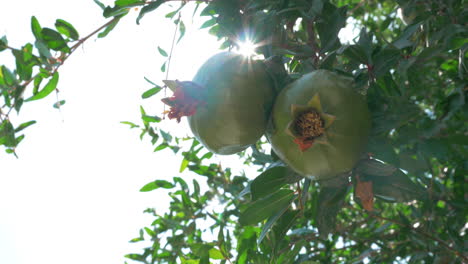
[162,52,275,155]
[266,70,371,180]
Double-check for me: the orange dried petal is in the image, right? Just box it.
[356,180,374,211]
[293,138,314,152]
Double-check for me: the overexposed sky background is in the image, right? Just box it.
[0,1,222,263]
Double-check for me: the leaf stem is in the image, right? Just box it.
[162,12,181,118]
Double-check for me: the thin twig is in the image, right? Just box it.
[71,17,119,52]
[165,13,181,81]
[162,12,181,117]
[2,17,120,117]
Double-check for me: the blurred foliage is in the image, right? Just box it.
[1,0,467,263]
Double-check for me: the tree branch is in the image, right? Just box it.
[305,19,320,67]
[2,17,120,117]
[371,214,468,262]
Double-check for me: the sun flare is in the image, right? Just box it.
[237,40,258,56]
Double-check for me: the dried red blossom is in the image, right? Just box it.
[161,83,205,123]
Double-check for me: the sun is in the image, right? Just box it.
[237,39,258,56]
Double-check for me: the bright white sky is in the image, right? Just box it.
[0,1,223,263]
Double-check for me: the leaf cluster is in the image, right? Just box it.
[125,0,467,262]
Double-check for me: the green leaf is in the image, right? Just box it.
[0,36,8,52]
[301,179,311,208]
[373,48,401,77]
[26,72,59,101]
[0,120,17,147]
[14,120,36,133]
[162,80,177,91]
[140,180,175,192]
[93,0,106,10]
[357,28,373,60]
[139,105,146,116]
[367,137,399,165]
[320,51,337,70]
[338,45,368,64]
[136,0,165,25]
[370,170,426,202]
[200,152,213,160]
[35,40,52,58]
[41,28,68,51]
[200,4,215,16]
[157,46,168,57]
[103,6,129,18]
[316,184,348,237]
[200,18,216,29]
[177,20,185,43]
[1,66,17,86]
[143,227,155,237]
[190,244,212,264]
[250,166,288,200]
[257,202,290,244]
[179,158,189,173]
[173,176,189,191]
[143,76,157,86]
[393,22,423,49]
[165,10,178,18]
[31,76,42,93]
[12,45,34,81]
[316,5,347,52]
[128,236,143,243]
[170,3,188,19]
[142,115,161,123]
[120,121,139,128]
[53,100,66,109]
[236,226,258,263]
[55,19,80,40]
[31,16,43,40]
[141,86,162,99]
[208,248,224,260]
[154,143,168,152]
[160,129,172,142]
[124,254,145,261]
[351,249,374,264]
[115,0,144,6]
[98,18,121,38]
[273,209,301,244]
[356,159,397,177]
[375,222,392,234]
[251,145,274,164]
[239,189,296,226]
[309,0,324,16]
[180,257,199,264]
[5,149,17,157]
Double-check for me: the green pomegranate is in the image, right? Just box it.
[266,70,371,180]
[162,52,275,155]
